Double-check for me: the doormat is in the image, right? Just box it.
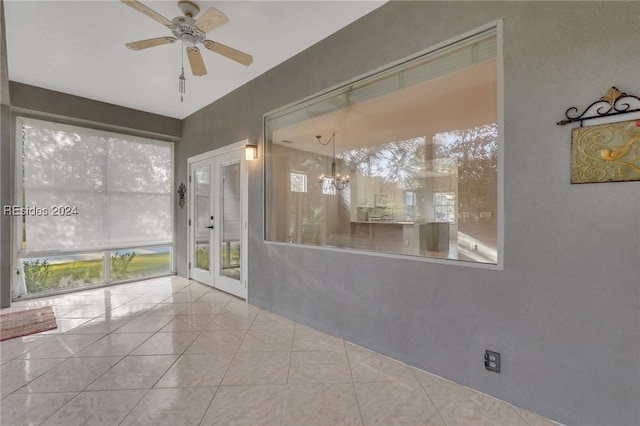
[0,306,57,341]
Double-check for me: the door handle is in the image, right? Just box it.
[206,225,214,229]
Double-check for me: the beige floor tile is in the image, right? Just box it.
[103,294,142,306]
[75,332,152,356]
[222,299,260,316]
[142,303,191,316]
[355,381,445,425]
[251,310,296,329]
[19,334,105,359]
[1,358,64,397]
[422,378,527,426]
[64,317,132,334]
[288,351,352,384]
[201,384,285,426]
[0,392,78,426]
[52,305,89,316]
[185,330,246,354]
[61,304,109,318]
[20,356,122,393]
[208,311,256,330]
[176,283,211,297]
[128,293,173,304]
[122,387,217,426]
[197,290,234,304]
[283,383,362,426]
[1,281,558,426]
[239,326,294,352]
[293,324,345,352]
[222,351,290,385]
[159,315,216,332]
[38,318,90,334]
[113,315,173,333]
[42,389,147,426]
[179,302,228,316]
[131,331,199,355]
[105,303,158,317]
[0,335,54,364]
[88,355,178,390]
[346,343,418,384]
[515,407,562,426]
[155,353,235,388]
[160,292,205,303]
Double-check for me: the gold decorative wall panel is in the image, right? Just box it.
[571,119,640,183]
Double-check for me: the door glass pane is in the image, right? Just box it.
[221,162,241,280]
[195,167,210,271]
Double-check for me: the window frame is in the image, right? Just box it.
[263,21,504,270]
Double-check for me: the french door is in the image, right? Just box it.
[188,143,248,299]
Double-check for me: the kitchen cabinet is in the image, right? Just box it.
[350,221,450,255]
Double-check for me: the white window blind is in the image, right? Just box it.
[19,117,173,253]
[268,28,497,131]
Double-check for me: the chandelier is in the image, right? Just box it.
[316,133,350,191]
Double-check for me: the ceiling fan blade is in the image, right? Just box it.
[203,40,253,66]
[186,47,207,76]
[195,7,229,33]
[121,0,174,28]
[125,37,177,51]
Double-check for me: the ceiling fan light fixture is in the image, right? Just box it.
[181,33,197,47]
[178,0,200,18]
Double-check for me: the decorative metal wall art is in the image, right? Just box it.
[571,119,640,183]
[177,182,186,208]
[557,87,640,184]
[557,86,640,126]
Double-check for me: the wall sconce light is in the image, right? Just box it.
[245,144,258,161]
[177,183,186,209]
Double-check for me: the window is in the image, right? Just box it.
[265,27,499,265]
[290,172,307,192]
[434,192,455,223]
[14,117,174,296]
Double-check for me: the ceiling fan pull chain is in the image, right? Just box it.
[179,40,186,102]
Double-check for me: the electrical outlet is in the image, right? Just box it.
[484,350,500,373]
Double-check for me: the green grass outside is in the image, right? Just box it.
[24,252,171,294]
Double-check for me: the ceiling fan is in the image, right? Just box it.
[121,0,252,77]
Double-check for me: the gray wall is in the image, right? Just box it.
[9,82,182,140]
[154,2,640,425]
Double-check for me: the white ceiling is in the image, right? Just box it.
[274,61,498,155]
[4,0,385,119]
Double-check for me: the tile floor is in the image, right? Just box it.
[1,276,560,425]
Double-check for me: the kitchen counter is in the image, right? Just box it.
[350,221,450,253]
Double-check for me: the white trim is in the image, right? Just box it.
[12,118,25,298]
[264,240,501,271]
[187,140,249,164]
[495,19,505,270]
[187,139,250,300]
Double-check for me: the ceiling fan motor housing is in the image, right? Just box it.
[171,16,205,47]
